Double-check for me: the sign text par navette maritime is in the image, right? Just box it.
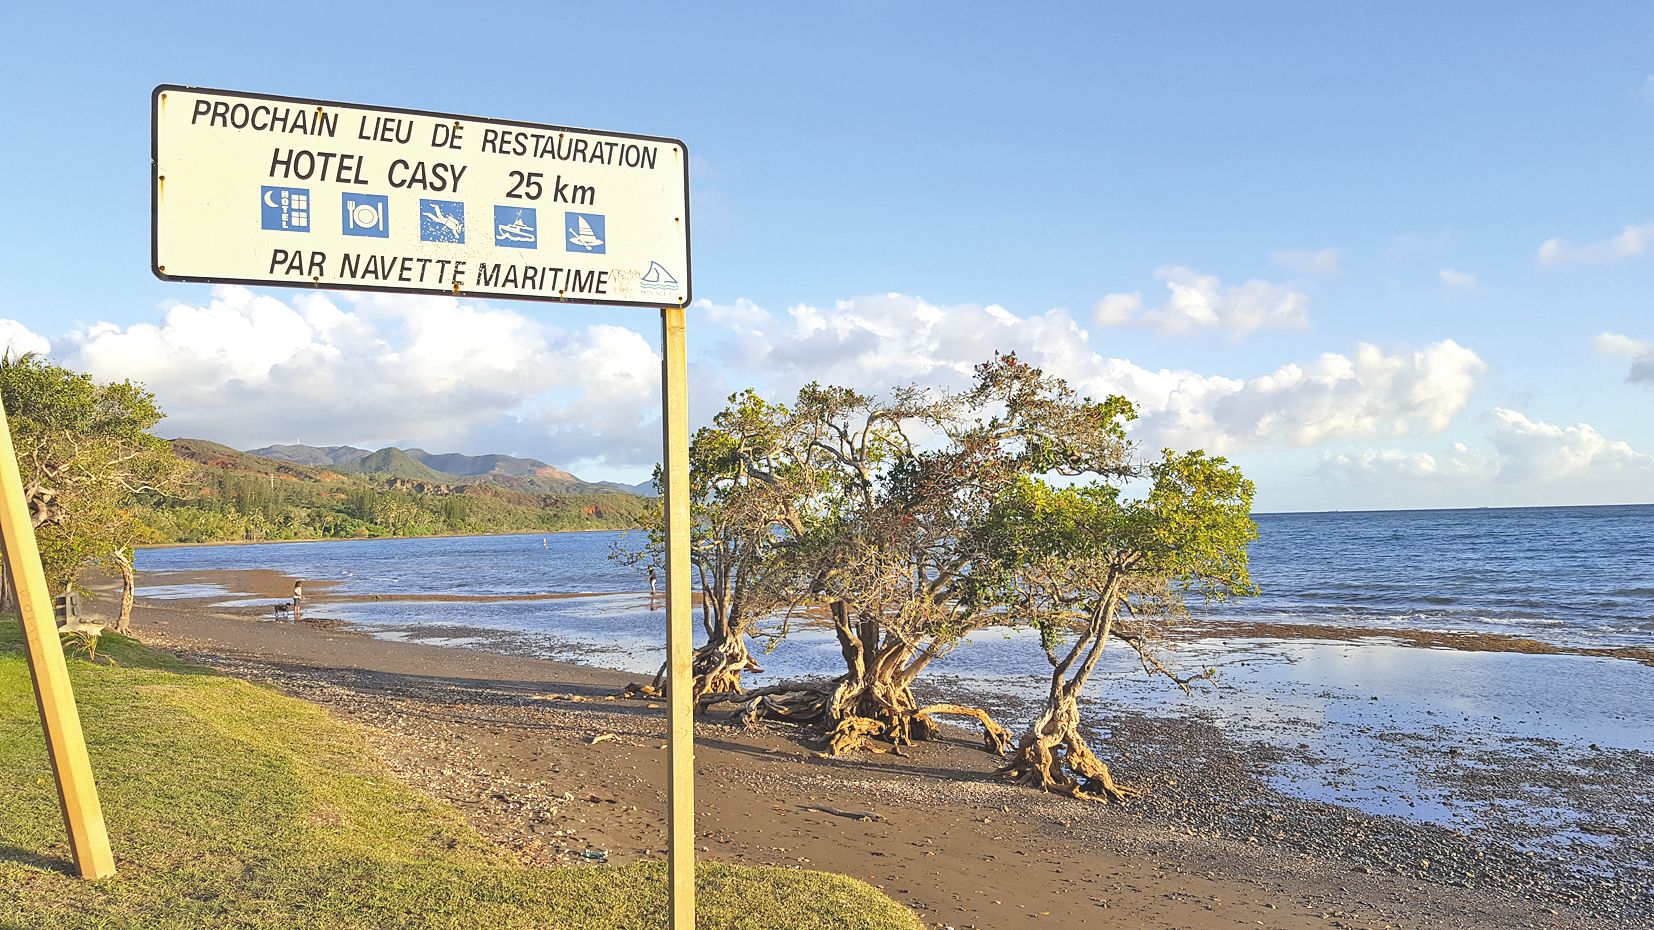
[153,85,691,308]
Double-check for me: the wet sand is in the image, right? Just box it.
[1175,619,1654,666]
[83,570,1652,930]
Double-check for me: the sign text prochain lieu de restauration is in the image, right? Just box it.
[155,87,690,308]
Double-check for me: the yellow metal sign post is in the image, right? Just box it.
[659,305,694,928]
[0,398,116,880]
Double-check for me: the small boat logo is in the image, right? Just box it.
[493,206,537,249]
[566,212,606,253]
[640,261,678,291]
[497,214,535,242]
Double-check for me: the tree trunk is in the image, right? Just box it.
[999,601,1138,801]
[633,620,761,703]
[998,682,1137,802]
[690,624,760,701]
[0,550,13,614]
[819,605,1008,754]
[703,600,1010,757]
[114,549,136,634]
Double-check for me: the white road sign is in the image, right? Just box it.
[153,85,690,308]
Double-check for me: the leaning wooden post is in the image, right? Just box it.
[0,397,115,879]
[659,306,695,929]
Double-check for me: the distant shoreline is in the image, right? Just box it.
[139,525,640,550]
[1254,500,1654,517]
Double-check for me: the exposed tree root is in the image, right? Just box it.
[827,715,890,755]
[914,703,1015,756]
[735,688,830,728]
[998,705,1140,803]
[691,633,764,702]
[617,634,764,703]
[699,675,1013,761]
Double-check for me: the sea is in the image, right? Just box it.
[136,503,1654,649]
[135,504,1654,866]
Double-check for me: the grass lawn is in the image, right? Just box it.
[0,626,922,930]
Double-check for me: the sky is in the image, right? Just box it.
[3,3,1652,512]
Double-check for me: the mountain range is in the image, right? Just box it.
[144,439,653,543]
[247,443,656,496]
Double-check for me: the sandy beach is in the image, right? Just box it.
[80,565,1650,930]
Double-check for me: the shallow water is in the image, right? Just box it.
[134,582,236,600]
[139,531,632,597]
[138,504,1654,647]
[245,588,1654,856]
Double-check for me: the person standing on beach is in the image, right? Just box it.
[647,565,659,608]
[292,580,303,624]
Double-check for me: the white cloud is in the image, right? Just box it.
[1537,223,1654,266]
[1488,408,1653,482]
[1271,247,1341,275]
[1594,332,1649,357]
[58,286,681,473]
[1438,268,1477,289]
[700,293,1482,455]
[1094,266,1311,335]
[1592,331,1654,385]
[0,320,51,358]
[1123,340,1485,452]
[1321,411,1653,491]
[1091,292,1141,326]
[24,288,1490,482]
[698,292,1079,392]
[1318,442,1496,485]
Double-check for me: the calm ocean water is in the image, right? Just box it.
[138,503,1654,648]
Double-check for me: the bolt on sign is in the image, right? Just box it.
[153,85,691,308]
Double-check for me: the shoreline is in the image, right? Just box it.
[1253,501,1653,517]
[123,595,1650,929]
[88,571,1654,929]
[138,525,642,550]
[1175,618,1654,666]
[134,564,1654,668]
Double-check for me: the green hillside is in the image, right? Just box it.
[248,442,372,467]
[333,447,451,481]
[136,440,651,543]
[253,442,644,496]
[403,448,575,480]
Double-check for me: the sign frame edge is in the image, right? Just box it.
[148,83,693,309]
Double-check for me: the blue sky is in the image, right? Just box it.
[4,3,1652,511]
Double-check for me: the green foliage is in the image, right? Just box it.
[1136,448,1260,604]
[660,354,1169,717]
[58,629,111,665]
[0,354,185,593]
[791,353,1140,646]
[614,388,804,675]
[135,441,649,544]
[0,626,923,930]
[975,448,1259,661]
